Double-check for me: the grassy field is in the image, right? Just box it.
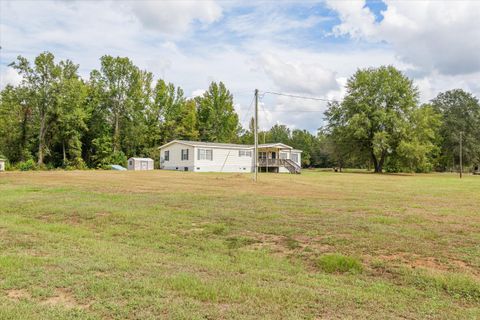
[0,170,479,319]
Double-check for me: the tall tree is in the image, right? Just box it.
[175,99,199,141]
[197,82,240,142]
[9,52,61,165]
[89,56,145,154]
[53,60,89,167]
[0,85,35,162]
[392,104,442,172]
[290,129,316,167]
[431,89,480,170]
[325,66,419,173]
[150,79,187,144]
[266,124,291,144]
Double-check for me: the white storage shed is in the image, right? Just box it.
[0,158,5,172]
[127,157,154,171]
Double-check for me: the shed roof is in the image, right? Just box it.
[128,157,154,161]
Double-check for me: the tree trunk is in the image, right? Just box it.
[375,150,387,173]
[371,151,380,173]
[62,140,67,166]
[377,156,385,173]
[37,116,46,166]
[20,109,29,162]
[113,112,119,153]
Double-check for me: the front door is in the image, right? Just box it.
[271,152,276,159]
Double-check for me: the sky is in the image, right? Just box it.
[1,0,480,132]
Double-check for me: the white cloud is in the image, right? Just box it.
[257,53,339,95]
[129,0,222,35]
[326,0,480,76]
[190,89,206,98]
[327,0,377,39]
[0,67,22,89]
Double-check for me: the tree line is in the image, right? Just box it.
[1,53,479,172]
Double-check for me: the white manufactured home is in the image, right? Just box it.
[158,140,302,173]
[127,157,154,171]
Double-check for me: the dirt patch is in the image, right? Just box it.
[6,289,31,301]
[242,232,333,263]
[40,288,90,309]
[378,253,410,263]
[373,254,480,280]
[411,257,448,271]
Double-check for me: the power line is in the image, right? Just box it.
[261,91,337,102]
[240,94,256,125]
[261,109,326,113]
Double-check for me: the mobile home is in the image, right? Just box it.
[158,140,302,173]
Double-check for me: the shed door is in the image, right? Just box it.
[140,161,148,170]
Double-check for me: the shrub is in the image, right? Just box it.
[97,151,127,169]
[16,159,37,171]
[65,158,87,170]
[317,253,363,274]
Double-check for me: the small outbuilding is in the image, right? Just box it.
[127,157,154,171]
[0,158,5,172]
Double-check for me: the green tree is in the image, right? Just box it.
[175,99,199,141]
[391,104,442,172]
[151,79,187,144]
[0,86,35,162]
[53,60,89,167]
[197,82,240,142]
[325,66,419,173]
[290,129,315,167]
[266,124,291,144]
[9,52,61,165]
[431,89,480,170]
[89,56,145,154]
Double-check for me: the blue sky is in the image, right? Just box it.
[1,0,479,132]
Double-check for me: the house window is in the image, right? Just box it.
[259,152,267,159]
[239,150,252,157]
[164,150,169,161]
[292,153,299,163]
[181,149,189,160]
[129,160,133,166]
[198,149,213,160]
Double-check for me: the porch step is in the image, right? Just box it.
[283,159,301,174]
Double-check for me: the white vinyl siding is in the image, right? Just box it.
[127,158,154,170]
[194,146,253,172]
[160,143,194,170]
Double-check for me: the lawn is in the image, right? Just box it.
[0,170,479,319]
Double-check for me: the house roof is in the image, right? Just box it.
[128,157,154,161]
[158,140,300,151]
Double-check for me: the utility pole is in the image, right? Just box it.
[459,131,463,179]
[254,89,259,182]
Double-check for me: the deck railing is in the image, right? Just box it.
[257,158,301,174]
[257,158,282,167]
